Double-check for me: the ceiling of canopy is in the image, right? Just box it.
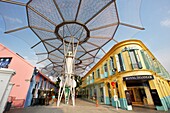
[0,0,144,77]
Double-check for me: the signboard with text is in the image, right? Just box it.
[123,75,154,81]
[114,95,118,101]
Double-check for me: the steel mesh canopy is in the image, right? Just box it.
[0,0,144,77]
[27,0,119,76]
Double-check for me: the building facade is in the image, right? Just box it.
[80,39,170,111]
[24,71,56,107]
[0,44,56,108]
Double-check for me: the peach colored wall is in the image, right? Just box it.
[35,74,40,82]
[0,44,34,106]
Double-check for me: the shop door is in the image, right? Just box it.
[128,89,135,102]
[86,90,88,99]
[139,88,146,103]
[107,83,112,104]
[100,88,104,102]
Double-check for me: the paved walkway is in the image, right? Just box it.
[5,99,169,113]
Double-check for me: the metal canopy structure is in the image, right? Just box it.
[0,0,144,77]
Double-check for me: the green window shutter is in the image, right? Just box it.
[138,62,142,69]
[155,61,161,73]
[112,56,115,74]
[121,53,126,71]
[109,59,112,75]
[140,50,150,69]
[147,55,156,72]
[128,50,134,69]
[159,65,164,77]
[110,56,115,74]
[103,64,106,73]
[102,65,105,78]
[135,50,143,69]
[96,70,98,78]
[119,52,126,71]
[103,63,107,72]
[92,72,94,80]
[97,69,100,78]
[115,54,121,72]
[162,67,168,78]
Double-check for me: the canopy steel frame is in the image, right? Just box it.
[0,0,144,106]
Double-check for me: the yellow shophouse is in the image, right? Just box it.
[80,39,170,111]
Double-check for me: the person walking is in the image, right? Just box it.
[51,93,56,105]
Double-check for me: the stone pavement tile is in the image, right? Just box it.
[5,99,170,113]
[6,106,64,113]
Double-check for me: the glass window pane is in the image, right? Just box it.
[0,57,12,68]
[118,53,125,71]
[104,63,108,72]
[97,69,100,78]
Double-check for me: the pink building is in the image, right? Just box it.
[0,43,34,107]
[0,44,56,108]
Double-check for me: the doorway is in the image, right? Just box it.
[127,87,146,105]
[107,83,112,104]
[100,87,104,103]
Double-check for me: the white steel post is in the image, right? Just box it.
[57,36,78,107]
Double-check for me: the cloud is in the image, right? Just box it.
[23,56,47,71]
[160,18,170,27]
[4,16,23,24]
[23,56,37,65]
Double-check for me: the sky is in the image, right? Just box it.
[0,0,170,75]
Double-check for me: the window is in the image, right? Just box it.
[154,60,161,73]
[128,50,142,69]
[110,57,114,68]
[97,69,100,78]
[118,53,125,71]
[140,50,150,69]
[86,76,90,84]
[90,89,92,97]
[141,50,156,71]
[40,80,44,89]
[44,80,47,90]
[104,63,108,72]
[92,72,95,79]
[107,83,112,103]
[0,57,12,68]
[110,56,115,73]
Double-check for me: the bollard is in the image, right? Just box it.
[96,99,98,107]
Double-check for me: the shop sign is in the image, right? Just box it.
[114,95,118,101]
[123,75,154,81]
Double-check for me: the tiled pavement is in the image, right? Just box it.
[5,99,169,113]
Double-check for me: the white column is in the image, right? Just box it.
[0,83,14,113]
[0,68,15,113]
[0,69,15,103]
